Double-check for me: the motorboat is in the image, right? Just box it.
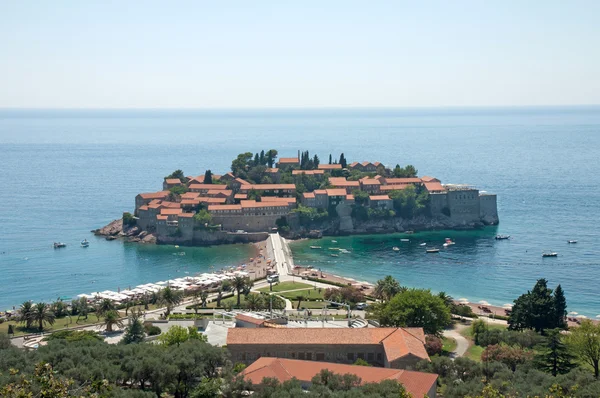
[400,239,410,242]
[310,246,322,249]
[567,240,577,244]
[426,248,440,253]
[420,243,427,246]
[392,246,400,252]
[495,235,511,240]
[81,239,90,248]
[330,254,339,257]
[331,240,337,243]
[542,252,558,257]
[339,249,350,254]
[53,242,66,249]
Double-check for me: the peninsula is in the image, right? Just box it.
[95,150,498,245]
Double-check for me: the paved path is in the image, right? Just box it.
[443,323,469,359]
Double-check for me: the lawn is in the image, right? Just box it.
[442,337,457,356]
[0,316,100,337]
[258,281,313,293]
[279,288,326,301]
[465,344,485,362]
[460,322,507,339]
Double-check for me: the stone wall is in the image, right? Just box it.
[446,189,481,224]
[479,194,499,224]
[211,214,283,232]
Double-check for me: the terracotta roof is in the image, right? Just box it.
[303,192,316,199]
[421,176,439,183]
[369,195,391,201]
[189,183,227,190]
[160,208,183,215]
[156,215,168,221]
[384,178,421,184]
[326,188,348,197]
[233,177,251,185]
[240,200,290,209]
[236,314,265,326]
[424,182,445,192]
[265,168,279,173]
[139,205,149,211]
[292,170,325,175]
[148,202,162,209]
[138,191,170,199]
[380,185,410,191]
[149,199,162,205]
[207,189,232,196]
[260,197,297,204]
[208,204,242,211]
[227,327,428,362]
[318,164,342,170]
[164,178,181,184]
[346,194,354,200]
[314,189,327,195]
[179,213,195,218]
[180,192,200,199]
[349,162,359,167]
[241,358,437,398]
[160,201,181,208]
[234,193,248,199]
[198,197,227,204]
[278,157,300,164]
[240,184,296,191]
[360,178,381,185]
[329,177,360,187]
[373,162,382,167]
[361,161,375,167]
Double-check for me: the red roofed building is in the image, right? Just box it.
[379,185,410,192]
[421,176,440,183]
[329,177,360,194]
[241,357,437,398]
[163,178,182,190]
[317,164,342,171]
[276,157,300,170]
[227,327,429,369]
[424,182,446,193]
[369,195,393,210]
[230,177,251,192]
[292,169,325,178]
[348,162,383,172]
[382,177,422,185]
[135,191,170,210]
[359,178,381,194]
[265,168,281,183]
[189,183,228,194]
[238,184,296,197]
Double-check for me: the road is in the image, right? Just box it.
[443,323,469,359]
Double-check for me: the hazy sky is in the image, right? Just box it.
[1,1,599,108]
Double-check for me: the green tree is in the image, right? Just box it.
[121,311,145,344]
[438,291,454,308]
[553,285,567,329]
[231,152,253,177]
[266,149,278,168]
[481,344,534,372]
[373,275,403,302]
[194,209,212,226]
[103,310,123,333]
[31,302,56,332]
[158,325,207,346]
[18,301,34,329]
[536,329,576,376]
[165,169,186,181]
[159,286,183,317]
[96,298,116,317]
[339,153,347,169]
[508,279,565,333]
[568,319,600,378]
[203,169,213,184]
[123,211,136,226]
[353,358,372,366]
[244,293,264,311]
[375,288,451,335]
[51,299,67,318]
[232,276,251,308]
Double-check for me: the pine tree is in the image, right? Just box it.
[553,285,567,329]
[253,153,260,166]
[121,311,145,344]
[313,154,320,168]
[203,170,213,184]
[535,329,576,376]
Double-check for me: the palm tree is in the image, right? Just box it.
[31,302,56,332]
[296,294,305,310]
[374,275,402,302]
[75,297,89,322]
[244,294,264,311]
[232,276,250,308]
[18,301,34,329]
[200,291,208,308]
[437,291,454,308]
[216,287,223,307]
[103,310,124,332]
[159,286,182,317]
[51,300,67,318]
[96,298,115,317]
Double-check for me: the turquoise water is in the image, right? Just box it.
[1,108,599,316]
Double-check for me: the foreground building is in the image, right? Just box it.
[241,357,438,398]
[226,327,429,368]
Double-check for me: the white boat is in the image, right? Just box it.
[392,246,400,252]
[495,235,510,240]
[53,242,66,249]
[426,248,440,253]
[80,239,90,248]
[542,252,558,257]
[400,239,410,242]
[443,243,448,247]
[567,240,577,244]
[331,240,337,243]
[310,246,322,249]
[420,243,426,246]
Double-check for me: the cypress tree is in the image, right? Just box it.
[553,285,567,329]
[260,150,265,165]
[339,153,347,168]
[253,153,260,166]
[328,154,332,164]
[313,154,320,168]
[203,170,213,184]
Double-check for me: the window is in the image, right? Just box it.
[347,353,354,361]
[357,353,365,360]
[316,353,325,361]
[377,353,382,361]
[291,352,296,359]
[368,353,374,361]
[306,352,312,360]
[298,352,305,360]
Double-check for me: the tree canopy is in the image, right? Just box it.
[508,279,568,333]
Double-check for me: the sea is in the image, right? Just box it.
[1,107,599,316]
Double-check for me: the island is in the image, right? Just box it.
[95,149,498,245]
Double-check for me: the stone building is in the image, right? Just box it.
[226,327,429,369]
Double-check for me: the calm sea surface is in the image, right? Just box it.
[1,108,599,316]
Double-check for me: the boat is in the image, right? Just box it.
[542,252,558,257]
[328,248,340,251]
[330,254,339,257]
[443,243,448,247]
[392,246,400,252]
[80,239,90,248]
[495,235,511,240]
[400,239,410,242]
[567,240,577,244]
[53,242,66,249]
[420,243,427,246]
[331,240,337,243]
[426,248,440,253]
[339,249,350,254]
[310,246,322,249]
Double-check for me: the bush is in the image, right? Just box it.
[144,325,162,336]
[425,335,443,356]
[451,304,478,318]
[169,313,204,320]
[481,344,534,371]
[44,330,103,342]
[123,212,136,227]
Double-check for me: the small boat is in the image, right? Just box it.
[80,239,90,248]
[331,240,337,243]
[330,254,339,257]
[400,239,410,242]
[392,247,400,252]
[567,240,577,244]
[542,252,558,257]
[328,248,340,251]
[420,243,427,246]
[339,249,350,254]
[443,243,448,247]
[426,248,440,253]
[495,235,511,240]
[310,246,322,249]
[53,242,66,249]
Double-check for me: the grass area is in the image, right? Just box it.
[465,344,485,362]
[278,288,325,301]
[258,281,313,293]
[0,316,100,337]
[442,337,457,355]
[460,322,507,339]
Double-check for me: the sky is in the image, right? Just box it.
[0,1,599,108]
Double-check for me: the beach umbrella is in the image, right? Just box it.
[596,315,600,318]
[576,315,587,319]
[568,311,578,316]
[502,303,513,309]
[478,300,490,306]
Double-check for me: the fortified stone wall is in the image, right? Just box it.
[429,192,448,216]
[479,194,499,224]
[446,189,481,224]
[211,214,282,232]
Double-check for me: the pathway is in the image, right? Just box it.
[443,323,469,359]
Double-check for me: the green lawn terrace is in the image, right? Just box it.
[126,150,498,240]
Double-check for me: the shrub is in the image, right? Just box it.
[425,335,443,356]
[481,344,534,371]
[44,330,103,342]
[144,324,162,336]
[123,212,136,227]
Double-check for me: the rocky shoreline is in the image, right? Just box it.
[92,219,157,244]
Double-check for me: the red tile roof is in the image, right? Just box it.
[198,197,227,204]
[303,192,316,199]
[360,178,381,186]
[318,164,342,170]
[384,178,422,185]
[265,168,280,173]
[180,192,200,199]
[189,183,227,190]
[314,189,327,195]
[156,215,168,221]
[278,157,300,164]
[139,205,149,211]
[138,191,170,199]
[240,184,296,191]
[236,314,265,326]
[164,178,181,184]
[160,201,181,208]
[240,200,290,209]
[346,194,354,200]
[234,193,248,199]
[424,182,446,192]
[179,213,195,218]
[421,176,439,183]
[207,189,232,196]
[160,208,183,215]
[227,327,428,362]
[380,185,410,191]
[329,177,360,187]
[181,199,200,206]
[260,197,297,204]
[369,195,391,201]
[241,358,437,398]
[326,188,348,197]
[292,170,325,175]
[208,204,242,211]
